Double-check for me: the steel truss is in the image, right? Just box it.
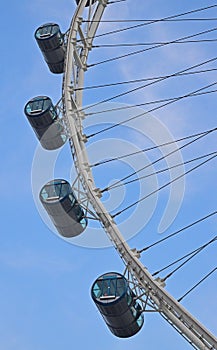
[62,0,217,349]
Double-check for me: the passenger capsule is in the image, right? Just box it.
[40,179,87,238]
[24,96,67,150]
[91,272,144,338]
[75,0,97,7]
[35,23,65,74]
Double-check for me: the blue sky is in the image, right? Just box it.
[1,0,217,349]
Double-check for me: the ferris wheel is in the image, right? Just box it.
[25,0,217,348]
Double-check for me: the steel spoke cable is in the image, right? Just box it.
[152,235,217,277]
[177,267,217,302]
[138,211,217,253]
[111,154,217,218]
[75,67,217,91]
[92,38,217,48]
[83,17,217,23]
[80,4,217,41]
[83,56,217,117]
[104,151,217,191]
[101,122,215,193]
[90,128,217,167]
[161,236,217,282]
[88,27,217,68]
[87,80,217,139]
[85,87,217,117]
[108,0,127,3]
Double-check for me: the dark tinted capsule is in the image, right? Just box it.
[35,23,65,74]
[24,96,67,150]
[91,272,144,338]
[40,179,87,237]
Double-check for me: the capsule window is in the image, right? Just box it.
[40,185,59,201]
[72,203,84,220]
[36,24,55,38]
[93,275,126,300]
[79,217,87,228]
[41,181,71,201]
[50,106,58,120]
[130,301,142,319]
[67,194,76,207]
[27,100,43,114]
[57,32,63,45]
[116,278,126,297]
[26,97,51,115]
[130,305,137,318]
[92,282,101,298]
[40,188,49,201]
[98,280,115,299]
[127,291,133,306]
[94,279,113,299]
[136,315,143,327]
[105,279,116,297]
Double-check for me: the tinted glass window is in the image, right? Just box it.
[26,97,51,115]
[93,275,126,299]
[36,24,59,39]
[41,181,71,200]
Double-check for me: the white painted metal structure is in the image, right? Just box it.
[62,0,217,349]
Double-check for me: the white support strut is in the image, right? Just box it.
[62,1,217,349]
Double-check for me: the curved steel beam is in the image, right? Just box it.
[62,1,217,349]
